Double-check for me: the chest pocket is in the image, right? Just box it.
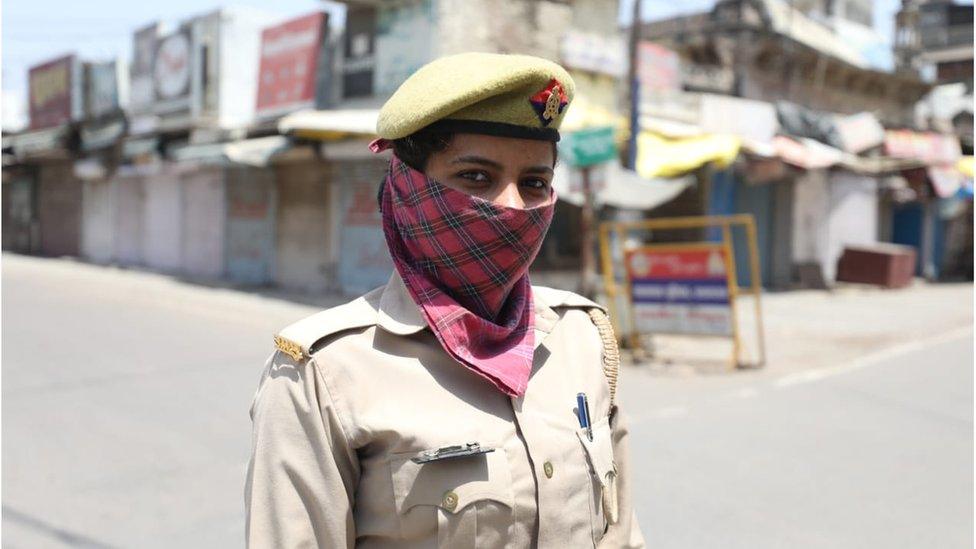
[577,415,619,544]
[391,447,514,548]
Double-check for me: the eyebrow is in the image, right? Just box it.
[523,165,554,176]
[451,155,554,175]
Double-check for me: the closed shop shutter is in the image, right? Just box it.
[273,159,333,293]
[142,165,184,272]
[82,178,118,264]
[2,177,36,254]
[37,161,82,257]
[114,174,146,266]
[181,166,226,279]
[226,165,276,285]
[332,158,392,295]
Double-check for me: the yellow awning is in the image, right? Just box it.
[636,131,741,179]
[957,156,974,178]
[278,109,379,141]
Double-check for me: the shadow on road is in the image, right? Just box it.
[2,505,120,549]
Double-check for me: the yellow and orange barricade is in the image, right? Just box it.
[598,214,766,369]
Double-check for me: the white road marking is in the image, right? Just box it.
[708,386,763,406]
[773,325,973,388]
[632,326,971,426]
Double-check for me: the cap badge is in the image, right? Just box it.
[529,79,568,126]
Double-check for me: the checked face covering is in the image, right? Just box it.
[379,153,555,396]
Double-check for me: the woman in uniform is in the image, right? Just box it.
[245,52,645,548]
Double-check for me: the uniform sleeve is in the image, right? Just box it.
[245,352,360,548]
[600,406,647,548]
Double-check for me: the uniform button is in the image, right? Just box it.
[543,461,554,479]
[442,491,459,511]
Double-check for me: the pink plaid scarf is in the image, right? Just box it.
[378,153,555,396]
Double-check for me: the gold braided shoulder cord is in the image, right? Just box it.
[273,335,305,362]
[588,308,622,526]
[587,308,619,408]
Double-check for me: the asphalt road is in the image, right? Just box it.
[2,254,972,548]
[623,330,974,548]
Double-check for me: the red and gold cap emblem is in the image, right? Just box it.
[529,79,569,126]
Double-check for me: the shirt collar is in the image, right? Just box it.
[377,271,427,335]
[531,286,559,341]
[376,271,560,340]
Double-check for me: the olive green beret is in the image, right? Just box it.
[377,52,575,142]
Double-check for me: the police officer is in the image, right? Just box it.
[245,52,645,548]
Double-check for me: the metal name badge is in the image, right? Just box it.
[410,442,495,464]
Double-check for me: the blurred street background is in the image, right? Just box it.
[2,0,974,547]
[3,253,972,548]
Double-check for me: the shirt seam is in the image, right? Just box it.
[308,355,358,456]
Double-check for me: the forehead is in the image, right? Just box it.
[442,133,555,166]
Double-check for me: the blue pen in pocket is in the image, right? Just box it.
[576,392,593,442]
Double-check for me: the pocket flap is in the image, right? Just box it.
[391,447,513,515]
[577,416,616,487]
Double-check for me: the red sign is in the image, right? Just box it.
[256,12,327,117]
[637,42,680,93]
[626,247,729,281]
[29,55,76,129]
[884,130,961,165]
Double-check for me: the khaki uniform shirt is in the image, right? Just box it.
[245,273,645,548]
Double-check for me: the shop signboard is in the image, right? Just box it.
[700,94,777,144]
[560,30,626,77]
[130,23,160,113]
[86,60,124,118]
[561,126,617,167]
[884,130,961,165]
[28,54,82,129]
[636,42,680,94]
[256,12,329,118]
[153,26,194,114]
[343,6,376,98]
[624,243,733,336]
[81,59,127,150]
[374,0,434,95]
[681,63,734,94]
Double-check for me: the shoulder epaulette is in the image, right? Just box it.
[273,289,381,362]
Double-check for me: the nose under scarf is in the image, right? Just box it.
[378,153,555,396]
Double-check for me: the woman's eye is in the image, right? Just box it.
[521,178,550,191]
[458,171,490,183]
